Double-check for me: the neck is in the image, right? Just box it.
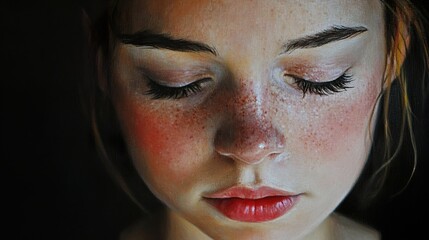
[299,215,335,240]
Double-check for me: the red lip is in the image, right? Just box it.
[204,186,300,222]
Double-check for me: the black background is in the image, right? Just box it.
[2,1,428,239]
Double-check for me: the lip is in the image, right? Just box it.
[204,186,300,222]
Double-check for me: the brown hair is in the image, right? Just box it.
[355,0,428,205]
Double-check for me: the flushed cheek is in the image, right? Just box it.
[115,100,210,194]
[296,76,381,158]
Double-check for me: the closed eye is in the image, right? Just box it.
[289,72,354,97]
[145,77,212,99]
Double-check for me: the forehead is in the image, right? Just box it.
[118,0,383,35]
[115,0,385,59]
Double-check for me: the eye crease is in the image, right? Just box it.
[145,77,211,99]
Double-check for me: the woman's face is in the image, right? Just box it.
[110,0,386,239]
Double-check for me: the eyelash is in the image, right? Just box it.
[291,72,354,97]
[144,72,354,100]
[145,78,209,99]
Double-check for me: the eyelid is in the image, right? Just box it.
[284,66,348,83]
[144,76,213,100]
[147,75,212,87]
[140,68,214,87]
[132,51,219,80]
[273,54,352,81]
[284,66,352,84]
[284,72,343,83]
[290,70,353,97]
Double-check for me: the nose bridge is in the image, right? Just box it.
[215,80,285,165]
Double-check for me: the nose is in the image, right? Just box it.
[214,90,285,165]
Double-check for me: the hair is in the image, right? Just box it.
[356,0,428,204]
[81,0,428,213]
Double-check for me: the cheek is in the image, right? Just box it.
[116,100,209,191]
[296,73,381,158]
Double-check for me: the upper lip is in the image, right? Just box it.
[204,186,296,199]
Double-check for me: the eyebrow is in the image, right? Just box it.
[116,30,218,56]
[116,25,366,56]
[282,25,368,53]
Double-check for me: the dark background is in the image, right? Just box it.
[2,1,428,239]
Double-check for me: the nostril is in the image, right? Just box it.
[214,121,285,165]
[215,141,283,165]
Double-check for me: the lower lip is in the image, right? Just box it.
[206,195,298,222]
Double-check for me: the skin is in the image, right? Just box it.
[107,0,387,239]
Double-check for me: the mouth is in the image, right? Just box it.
[204,186,300,222]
